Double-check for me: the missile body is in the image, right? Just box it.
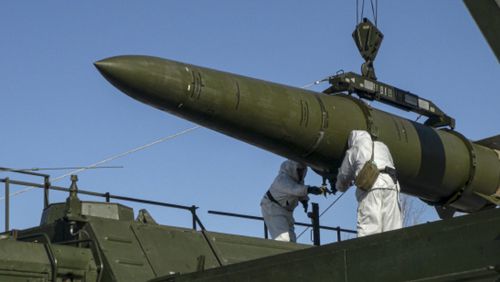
[95,55,500,212]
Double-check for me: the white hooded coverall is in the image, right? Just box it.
[335,130,402,237]
[261,160,309,242]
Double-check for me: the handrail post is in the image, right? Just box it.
[105,192,110,203]
[191,205,197,230]
[310,203,320,246]
[264,222,268,239]
[336,227,342,242]
[43,176,50,209]
[5,178,9,232]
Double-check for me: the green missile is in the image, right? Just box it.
[94,55,500,213]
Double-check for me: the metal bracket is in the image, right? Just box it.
[324,72,455,129]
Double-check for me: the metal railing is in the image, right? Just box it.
[1,176,204,232]
[209,204,356,245]
[1,172,355,246]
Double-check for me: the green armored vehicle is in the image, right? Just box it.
[1,174,499,281]
[1,175,309,281]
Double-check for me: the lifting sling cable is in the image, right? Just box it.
[357,0,378,25]
[0,126,201,201]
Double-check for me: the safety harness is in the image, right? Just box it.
[380,166,398,184]
[266,190,282,207]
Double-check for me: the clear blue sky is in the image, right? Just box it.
[0,1,498,244]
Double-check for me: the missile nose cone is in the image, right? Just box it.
[94,56,140,94]
[93,59,114,74]
[95,55,190,114]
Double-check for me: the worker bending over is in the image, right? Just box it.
[261,160,324,242]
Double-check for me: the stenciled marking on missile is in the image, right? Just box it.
[391,117,402,141]
[189,71,204,100]
[300,100,309,127]
[302,95,328,157]
[315,95,329,129]
[400,123,409,143]
[414,124,445,187]
[234,81,241,110]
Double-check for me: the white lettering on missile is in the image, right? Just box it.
[388,88,393,98]
[364,80,375,91]
[418,99,430,111]
[185,67,189,72]
[187,84,191,91]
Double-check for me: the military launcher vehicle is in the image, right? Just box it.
[1,174,314,281]
[1,0,499,281]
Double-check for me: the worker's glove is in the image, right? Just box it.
[329,182,338,195]
[300,199,308,213]
[307,186,324,195]
[308,185,334,197]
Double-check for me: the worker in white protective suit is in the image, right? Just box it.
[261,160,325,242]
[335,130,402,237]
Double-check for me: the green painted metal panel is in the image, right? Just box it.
[129,222,309,275]
[438,131,471,194]
[88,218,156,281]
[0,239,97,281]
[41,202,134,225]
[130,224,221,275]
[164,208,500,282]
[0,240,51,278]
[464,0,500,62]
[203,230,309,265]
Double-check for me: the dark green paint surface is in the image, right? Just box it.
[96,55,500,212]
[162,208,500,282]
[414,124,446,191]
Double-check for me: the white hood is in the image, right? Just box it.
[279,160,307,183]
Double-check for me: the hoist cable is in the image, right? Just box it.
[356,0,359,24]
[356,0,378,25]
[370,0,376,25]
[361,0,365,22]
